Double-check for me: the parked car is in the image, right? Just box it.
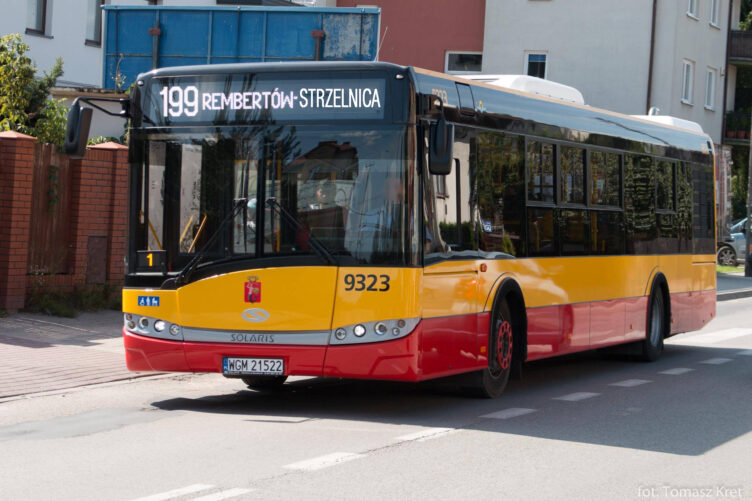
[717,217,747,266]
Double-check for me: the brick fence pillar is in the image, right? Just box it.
[68,142,129,287]
[0,131,37,311]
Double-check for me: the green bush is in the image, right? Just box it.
[26,288,77,318]
[25,283,122,317]
[87,135,120,145]
[0,33,66,146]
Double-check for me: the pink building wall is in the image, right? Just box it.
[337,0,485,72]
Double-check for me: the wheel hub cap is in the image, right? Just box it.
[496,320,513,370]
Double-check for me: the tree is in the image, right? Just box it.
[0,33,66,146]
[741,0,752,30]
[0,34,34,130]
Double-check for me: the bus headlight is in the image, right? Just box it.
[330,318,419,345]
[154,320,166,332]
[169,324,181,336]
[138,317,149,329]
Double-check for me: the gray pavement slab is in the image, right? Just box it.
[0,311,155,400]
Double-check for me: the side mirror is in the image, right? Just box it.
[429,117,454,176]
[65,100,93,159]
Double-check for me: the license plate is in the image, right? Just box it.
[222,357,284,375]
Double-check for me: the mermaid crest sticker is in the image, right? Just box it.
[245,276,261,303]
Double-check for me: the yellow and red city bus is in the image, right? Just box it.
[68,62,715,397]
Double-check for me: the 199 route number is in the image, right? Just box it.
[344,274,390,292]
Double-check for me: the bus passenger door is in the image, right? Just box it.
[421,133,481,377]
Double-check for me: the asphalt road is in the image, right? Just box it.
[1,299,750,501]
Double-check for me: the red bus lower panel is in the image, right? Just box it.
[322,325,422,381]
[124,329,327,376]
[123,289,716,380]
[124,329,191,372]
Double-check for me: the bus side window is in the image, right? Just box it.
[475,132,525,257]
[526,139,556,256]
[624,154,656,255]
[589,150,624,255]
[432,127,477,253]
[560,146,587,256]
[691,163,715,254]
[676,162,693,252]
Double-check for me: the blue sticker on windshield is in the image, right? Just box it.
[138,296,160,307]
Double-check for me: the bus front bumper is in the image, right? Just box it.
[123,326,423,381]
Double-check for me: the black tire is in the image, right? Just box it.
[241,375,288,390]
[467,298,514,398]
[640,288,665,362]
[717,246,737,267]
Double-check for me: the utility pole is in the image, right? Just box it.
[746,108,752,276]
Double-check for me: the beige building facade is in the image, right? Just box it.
[481,0,738,144]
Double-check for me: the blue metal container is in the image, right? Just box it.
[102,5,380,89]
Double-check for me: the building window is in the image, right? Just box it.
[26,0,47,35]
[681,60,694,105]
[86,0,104,46]
[525,53,547,79]
[709,0,720,27]
[445,52,482,74]
[705,68,716,110]
[687,0,698,19]
[434,174,447,198]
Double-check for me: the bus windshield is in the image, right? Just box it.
[133,125,419,274]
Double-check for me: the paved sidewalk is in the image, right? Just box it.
[0,311,156,400]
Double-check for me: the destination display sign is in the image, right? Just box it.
[143,73,386,125]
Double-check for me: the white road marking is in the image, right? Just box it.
[700,358,733,365]
[480,408,537,419]
[192,489,253,501]
[737,350,752,356]
[130,484,214,501]
[609,379,652,387]
[393,427,457,443]
[553,392,600,402]
[660,368,694,375]
[678,328,752,345]
[283,452,365,471]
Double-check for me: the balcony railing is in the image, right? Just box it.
[725,110,750,143]
[730,30,752,63]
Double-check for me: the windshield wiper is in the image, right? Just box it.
[265,198,337,266]
[161,198,248,289]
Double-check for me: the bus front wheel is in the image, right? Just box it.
[241,375,288,391]
[468,298,514,398]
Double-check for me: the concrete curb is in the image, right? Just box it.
[717,288,752,302]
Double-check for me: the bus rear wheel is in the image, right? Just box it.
[241,375,288,391]
[640,288,665,362]
[467,298,514,398]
